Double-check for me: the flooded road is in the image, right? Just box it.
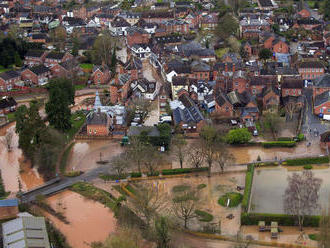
[67,140,123,172]
[45,190,117,248]
[0,124,43,193]
[228,141,324,164]
[251,167,330,214]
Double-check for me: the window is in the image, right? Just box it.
[286,90,289,94]
[252,89,256,94]
[225,106,229,112]
[246,83,249,88]
[235,82,239,86]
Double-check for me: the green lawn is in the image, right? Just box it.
[79,63,93,69]
[215,48,229,58]
[74,84,86,91]
[5,112,15,122]
[66,112,86,141]
[0,65,13,73]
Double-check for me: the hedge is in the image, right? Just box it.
[99,173,127,181]
[241,212,320,227]
[242,165,254,212]
[285,156,329,166]
[130,172,142,178]
[253,161,279,167]
[303,165,313,170]
[195,210,214,222]
[147,171,160,177]
[277,137,293,141]
[218,192,243,207]
[162,167,208,175]
[261,141,296,148]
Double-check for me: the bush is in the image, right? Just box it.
[241,212,320,227]
[195,210,214,222]
[277,137,293,141]
[242,165,254,212]
[172,184,191,193]
[197,184,207,190]
[64,171,82,177]
[303,165,313,170]
[218,192,243,207]
[226,128,251,144]
[297,133,305,141]
[254,161,279,167]
[99,173,127,181]
[147,171,160,177]
[285,156,329,166]
[162,167,208,175]
[130,172,142,178]
[262,141,296,148]
[308,234,319,241]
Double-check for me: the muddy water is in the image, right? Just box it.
[0,124,44,193]
[67,140,123,172]
[228,141,324,164]
[251,167,330,214]
[46,190,117,248]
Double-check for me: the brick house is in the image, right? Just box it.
[159,84,170,115]
[171,76,189,100]
[200,13,218,30]
[21,65,51,85]
[126,26,149,47]
[50,59,81,78]
[44,52,74,67]
[214,90,234,117]
[86,111,110,136]
[314,91,330,115]
[0,71,21,91]
[281,77,303,97]
[24,50,47,66]
[232,70,248,93]
[259,85,280,109]
[313,74,330,99]
[91,65,110,85]
[141,11,174,24]
[297,61,325,80]
[249,76,277,96]
[162,19,189,34]
[190,61,210,81]
[29,33,47,43]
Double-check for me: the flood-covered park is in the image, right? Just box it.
[250,167,330,214]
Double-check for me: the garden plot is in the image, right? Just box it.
[135,173,245,236]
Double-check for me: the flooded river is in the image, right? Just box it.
[46,190,117,248]
[0,124,43,193]
[251,167,330,214]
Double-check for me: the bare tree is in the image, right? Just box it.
[172,134,187,169]
[319,206,330,248]
[111,152,130,178]
[127,136,146,173]
[285,101,297,120]
[283,170,322,231]
[1,128,14,152]
[263,112,282,139]
[130,185,168,227]
[143,146,161,176]
[215,145,235,173]
[172,187,199,229]
[188,142,204,168]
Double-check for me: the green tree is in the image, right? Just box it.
[14,51,22,67]
[225,128,251,144]
[325,0,330,21]
[72,37,79,56]
[215,13,238,40]
[92,33,116,66]
[46,78,74,132]
[110,46,117,73]
[155,217,170,248]
[258,48,273,62]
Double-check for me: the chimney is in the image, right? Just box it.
[225,63,228,72]
[233,63,235,72]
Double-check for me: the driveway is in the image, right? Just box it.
[302,88,330,142]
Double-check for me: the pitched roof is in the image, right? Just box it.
[0,71,20,81]
[45,52,66,60]
[320,131,330,143]
[0,97,17,110]
[298,61,324,68]
[29,65,50,75]
[281,77,304,89]
[86,111,108,125]
[314,74,330,88]
[314,90,330,107]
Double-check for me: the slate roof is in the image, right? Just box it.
[154,35,182,44]
[111,16,130,27]
[0,97,17,110]
[241,107,259,117]
[86,112,108,125]
[173,95,204,125]
[45,52,65,60]
[29,65,50,75]
[298,61,324,68]
[141,11,174,19]
[59,59,78,71]
[167,59,190,74]
[132,78,156,93]
[281,78,304,89]
[0,71,20,81]
[172,76,188,86]
[314,91,330,107]
[126,26,148,35]
[128,126,160,136]
[258,0,273,7]
[314,74,330,87]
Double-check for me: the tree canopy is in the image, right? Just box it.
[215,13,239,40]
[225,128,251,144]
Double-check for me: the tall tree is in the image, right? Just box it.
[49,26,67,50]
[127,136,147,173]
[188,142,204,168]
[215,13,238,40]
[111,152,131,178]
[283,171,322,231]
[215,144,235,173]
[172,134,187,169]
[92,33,116,66]
[259,48,273,62]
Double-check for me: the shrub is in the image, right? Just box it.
[99,173,127,181]
[308,234,319,241]
[195,210,214,222]
[254,161,279,167]
[242,165,254,212]
[241,213,320,227]
[64,171,82,177]
[297,133,305,141]
[162,167,208,175]
[130,172,142,178]
[172,184,191,193]
[147,171,160,177]
[277,137,292,141]
[197,184,207,190]
[285,156,329,166]
[262,141,296,148]
[226,128,251,144]
[218,192,243,207]
[303,165,313,170]
[257,155,261,161]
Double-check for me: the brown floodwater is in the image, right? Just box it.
[0,124,44,193]
[45,190,117,248]
[67,140,123,172]
[228,141,324,164]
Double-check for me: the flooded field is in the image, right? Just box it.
[251,167,330,214]
[67,140,123,172]
[0,124,43,193]
[135,172,245,236]
[228,141,324,164]
[46,190,117,248]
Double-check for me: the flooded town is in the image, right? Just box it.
[0,0,330,247]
